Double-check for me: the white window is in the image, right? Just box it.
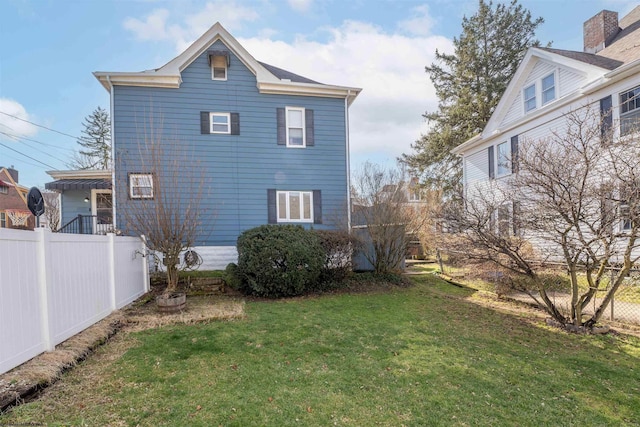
[523,84,536,113]
[541,73,556,105]
[497,141,511,177]
[0,212,5,228]
[0,186,7,194]
[211,55,227,81]
[129,173,154,199]
[210,113,230,134]
[286,107,305,147]
[620,85,640,136]
[409,188,422,201]
[277,191,313,222]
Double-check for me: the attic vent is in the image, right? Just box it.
[208,50,230,67]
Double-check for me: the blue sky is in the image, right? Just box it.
[1,0,637,188]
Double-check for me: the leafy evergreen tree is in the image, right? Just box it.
[402,0,544,193]
[70,106,111,170]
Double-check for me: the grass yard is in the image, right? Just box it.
[2,274,640,426]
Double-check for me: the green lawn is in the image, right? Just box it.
[2,274,640,426]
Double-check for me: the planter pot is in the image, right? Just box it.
[156,292,186,313]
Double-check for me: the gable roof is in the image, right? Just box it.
[595,6,640,64]
[538,47,623,70]
[0,167,28,204]
[94,22,360,105]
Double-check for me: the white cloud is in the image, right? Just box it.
[0,99,38,141]
[123,2,259,53]
[240,20,452,162]
[398,4,434,36]
[288,0,313,13]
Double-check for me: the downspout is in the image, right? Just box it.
[107,75,117,230]
[345,91,352,232]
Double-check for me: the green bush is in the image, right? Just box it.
[224,263,242,290]
[236,225,325,298]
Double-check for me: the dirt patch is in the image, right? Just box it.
[0,292,245,413]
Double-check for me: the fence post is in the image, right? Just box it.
[108,233,117,311]
[141,235,150,293]
[436,248,444,274]
[610,267,615,321]
[35,228,54,351]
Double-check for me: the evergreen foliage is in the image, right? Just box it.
[71,106,111,170]
[402,0,544,193]
[236,225,325,298]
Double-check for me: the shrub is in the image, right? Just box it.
[236,225,325,298]
[224,263,242,291]
[315,229,354,284]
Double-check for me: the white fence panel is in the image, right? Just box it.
[0,229,45,375]
[47,233,113,345]
[113,235,148,309]
[0,228,148,375]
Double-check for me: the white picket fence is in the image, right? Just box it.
[0,228,149,375]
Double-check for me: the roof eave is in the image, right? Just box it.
[257,81,362,105]
[46,169,113,180]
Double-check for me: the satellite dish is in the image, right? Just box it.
[27,187,45,217]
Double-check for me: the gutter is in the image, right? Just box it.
[345,91,352,232]
[107,75,117,230]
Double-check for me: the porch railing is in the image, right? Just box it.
[56,214,111,235]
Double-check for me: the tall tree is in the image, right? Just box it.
[402,0,544,193]
[69,107,111,170]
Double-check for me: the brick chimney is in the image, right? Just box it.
[584,10,620,53]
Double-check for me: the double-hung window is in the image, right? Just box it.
[286,107,305,147]
[523,84,536,113]
[0,212,5,228]
[210,113,230,134]
[211,55,227,80]
[496,141,511,177]
[277,191,313,222]
[0,186,7,194]
[129,173,154,199]
[620,85,640,136]
[541,73,556,105]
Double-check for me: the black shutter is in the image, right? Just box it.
[510,135,519,173]
[600,95,613,143]
[313,190,322,224]
[267,189,277,224]
[488,146,495,179]
[200,112,210,134]
[277,108,286,145]
[230,113,240,135]
[305,109,314,146]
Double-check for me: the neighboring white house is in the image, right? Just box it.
[453,6,640,218]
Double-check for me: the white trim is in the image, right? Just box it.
[46,169,112,180]
[496,141,511,178]
[129,173,154,199]
[541,71,557,105]
[345,93,352,231]
[93,22,361,106]
[210,112,231,134]
[285,106,306,148]
[523,83,537,113]
[276,190,313,223]
[211,54,228,81]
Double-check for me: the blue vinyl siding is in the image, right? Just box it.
[60,190,92,227]
[113,40,348,246]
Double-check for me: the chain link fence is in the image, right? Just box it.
[432,248,640,326]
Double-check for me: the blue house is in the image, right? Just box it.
[93,22,361,268]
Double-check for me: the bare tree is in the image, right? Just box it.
[118,123,210,296]
[351,162,426,273]
[447,105,640,329]
[42,191,60,231]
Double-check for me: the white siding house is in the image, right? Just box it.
[454,7,640,232]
